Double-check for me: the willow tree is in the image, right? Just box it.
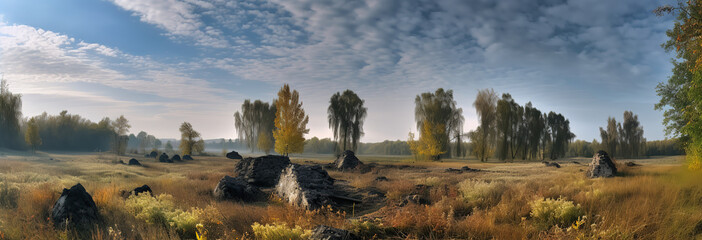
[328,90,367,153]
[179,122,204,155]
[273,84,309,156]
[599,117,619,157]
[0,80,22,149]
[414,88,464,160]
[234,100,277,153]
[471,89,498,161]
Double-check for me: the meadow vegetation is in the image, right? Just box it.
[0,153,699,239]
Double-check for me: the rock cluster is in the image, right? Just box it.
[398,184,430,207]
[149,151,158,158]
[128,158,141,166]
[159,153,171,163]
[51,183,99,230]
[213,175,263,202]
[171,154,181,161]
[275,164,335,210]
[542,161,561,168]
[235,155,291,187]
[226,151,243,160]
[133,185,153,196]
[333,150,363,169]
[587,150,617,178]
[310,225,359,240]
[183,155,193,160]
[445,166,480,173]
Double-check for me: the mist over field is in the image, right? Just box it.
[1,0,702,239]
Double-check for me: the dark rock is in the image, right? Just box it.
[275,164,335,210]
[461,166,479,172]
[128,158,141,166]
[213,175,263,202]
[543,161,561,168]
[235,155,291,187]
[626,161,640,167]
[587,150,617,178]
[159,153,170,163]
[118,160,126,164]
[226,151,243,160]
[171,154,181,161]
[149,151,158,158]
[144,154,150,157]
[333,150,363,169]
[310,225,358,240]
[572,161,582,165]
[374,176,389,182]
[51,183,99,230]
[183,155,194,160]
[445,168,463,173]
[133,185,152,196]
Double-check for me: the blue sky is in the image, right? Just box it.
[0,0,676,142]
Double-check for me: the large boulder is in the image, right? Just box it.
[275,164,335,210]
[159,153,170,163]
[149,151,158,158]
[51,183,99,230]
[333,150,363,169]
[171,154,181,161]
[310,225,358,240]
[226,151,243,160]
[183,155,194,160]
[587,150,617,178]
[133,185,153,196]
[235,155,291,187]
[128,158,141,166]
[213,176,263,202]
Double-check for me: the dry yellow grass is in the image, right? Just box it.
[0,153,698,239]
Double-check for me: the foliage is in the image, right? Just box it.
[646,138,684,156]
[495,95,547,161]
[458,179,506,208]
[234,99,276,153]
[472,89,498,161]
[111,115,130,155]
[655,1,702,169]
[348,219,388,239]
[303,137,336,154]
[28,111,115,152]
[250,222,311,240]
[546,112,575,160]
[409,121,446,160]
[273,84,309,156]
[599,111,646,158]
[179,122,205,155]
[328,90,368,153]
[124,194,218,238]
[0,181,19,209]
[529,197,583,230]
[414,88,464,160]
[24,117,41,153]
[0,80,23,149]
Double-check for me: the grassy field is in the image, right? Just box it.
[0,152,699,239]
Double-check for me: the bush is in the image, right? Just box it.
[458,179,506,208]
[348,219,388,239]
[251,222,311,240]
[124,194,218,238]
[529,197,583,230]
[0,181,19,209]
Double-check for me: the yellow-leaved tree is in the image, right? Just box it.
[24,117,42,153]
[409,121,446,161]
[273,84,309,156]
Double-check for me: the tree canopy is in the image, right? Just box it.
[413,88,464,160]
[328,90,367,153]
[273,84,309,156]
[234,99,276,153]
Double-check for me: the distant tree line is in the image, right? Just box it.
[302,137,413,155]
[469,89,575,161]
[27,111,114,151]
[0,80,23,149]
[598,111,646,158]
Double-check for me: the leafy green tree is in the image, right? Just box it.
[273,84,309,156]
[599,117,619,157]
[414,88,464,160]
[328,90,367,153]
[547,112,575,160]
[0,80,22,149]
[24,117,41,153]
[179,122,204,155]
[654,1,702,169]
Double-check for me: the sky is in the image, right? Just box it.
[0,0,678,142]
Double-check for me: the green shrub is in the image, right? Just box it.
[124,194,211,237]
[529,197,583,230]
[348,219,387,239]
[457,179,506,208]
[251,222,311,240]
[0,181,19,209]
